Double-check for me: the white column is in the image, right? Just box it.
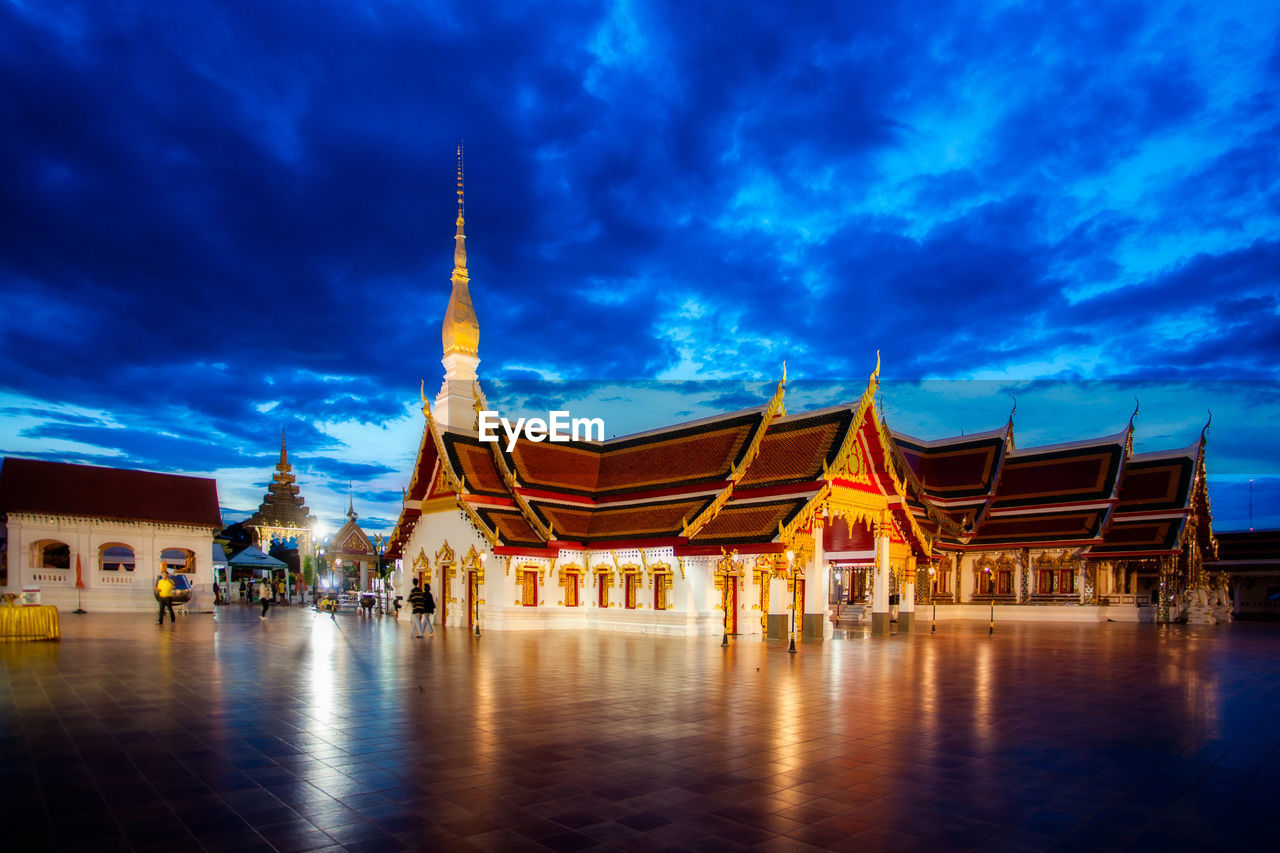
[872,516,891,635]
[806,524,832,640]
[899,554,916,633]
[434,353,481,431]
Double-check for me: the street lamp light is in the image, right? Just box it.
[786,550,798,654]
[929,566,937,634]
[476,552,487,636]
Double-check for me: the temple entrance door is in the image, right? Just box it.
[466,571,477,629]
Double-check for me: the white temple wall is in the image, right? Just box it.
[2,513,214,612]
[959,554,976,602]
[399,506,490,629]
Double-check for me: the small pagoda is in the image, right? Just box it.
[245,430,313,556]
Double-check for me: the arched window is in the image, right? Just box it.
[100,544,135,572]
[161,548,196,573]
[32,540,71,570]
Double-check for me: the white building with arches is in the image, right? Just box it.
[0,458,223,612]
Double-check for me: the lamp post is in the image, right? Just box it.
[721,559,732,648]
[787,550,798,654]
[317,545,326,610]
[985,566,994,635]
[929,566,937,634]
[475,552,486,637]
[372,533,385,614]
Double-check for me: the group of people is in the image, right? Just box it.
[233,576,305,606]
[156,567,440,635]
[408,579,436,637]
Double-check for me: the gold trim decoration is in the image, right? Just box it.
[683,365,787,539]
[646,561,675,610]
[881,417,973,541]
[436,542,459,605]
[676,556,687,580]
[474,385,553,543]
[618,562,643,609]
[557,562,582,607]
[867,405,933,557]
[411,548,429,572]
[713,549,746,592]
[592,557,616,606]
[433,541,455,565]
[418,386,500,546]
[461,545,486,585]
[751,556,773,624]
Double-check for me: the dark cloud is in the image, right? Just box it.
[1,0,1277,530]
[305,458,398,482]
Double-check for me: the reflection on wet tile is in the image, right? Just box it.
[0,609,1278,850]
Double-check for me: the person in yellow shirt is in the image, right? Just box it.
[156,568,176,625]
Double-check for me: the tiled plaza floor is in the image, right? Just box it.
[2,607,1278,852]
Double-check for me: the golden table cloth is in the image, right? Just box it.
[0,605,61,641]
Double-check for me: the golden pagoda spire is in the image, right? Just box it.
[277,428,289,471]
[442,142,479,358]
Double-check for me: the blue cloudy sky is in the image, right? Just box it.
[1,0,1277,535]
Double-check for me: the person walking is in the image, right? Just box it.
[238,578,247,604]
[259,578,271,619]
[423,582,436,635]
[408,579,428,638]
[156,568,176,625]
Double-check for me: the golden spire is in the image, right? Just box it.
[277,428,289,471]
[442,143,479,358]
[453,143,466,271]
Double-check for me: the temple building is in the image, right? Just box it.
[0,458,222,611]
[386,157,1221,637]
[323,494,378,592]
[245,430,314,557]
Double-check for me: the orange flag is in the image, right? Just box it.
[75,553,85,590]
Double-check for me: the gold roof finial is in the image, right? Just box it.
[456,142,465,223]
[278,428,289,471]
[442,142,479,358]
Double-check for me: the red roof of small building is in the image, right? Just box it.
[0,457,222,528]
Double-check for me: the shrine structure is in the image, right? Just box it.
[323,493,378,592]
[245,430,313,557]
[387,157,1219,637]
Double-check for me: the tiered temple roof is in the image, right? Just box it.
[893,410,1213,563]
[389,361,934,561]
[246,431,311,531]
